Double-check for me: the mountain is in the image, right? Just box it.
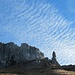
[0,42,44,67]
[0,42,75,75]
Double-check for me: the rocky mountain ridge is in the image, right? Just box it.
[0,42,75,75]
[0,42,44,67]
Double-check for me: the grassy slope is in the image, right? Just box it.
[0,66,75,75]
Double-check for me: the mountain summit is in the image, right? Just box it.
[0,42,44,67]
[0,42,60,68]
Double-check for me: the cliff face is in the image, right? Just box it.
[19,43,44,61]
[0,42,44,67]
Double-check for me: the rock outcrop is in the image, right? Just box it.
[0,42,60,68]
[52,51,60,66]
[0,42,44,67]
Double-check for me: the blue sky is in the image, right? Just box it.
[50,0,75,24]
[0,0,75,65]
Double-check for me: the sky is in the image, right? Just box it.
[0,0,75,65]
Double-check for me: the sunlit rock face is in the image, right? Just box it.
[20,43,44,61]
[0,42,44,67]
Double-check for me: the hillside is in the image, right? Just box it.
[0,60,75,75]
[0,42,75,75]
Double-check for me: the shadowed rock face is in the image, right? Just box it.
[52,51,60,66]
[0,42,44,67]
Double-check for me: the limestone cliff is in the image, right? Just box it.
[0,42,44,67]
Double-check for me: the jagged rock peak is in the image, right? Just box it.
[0,42,44,67]
[52,51,60,66]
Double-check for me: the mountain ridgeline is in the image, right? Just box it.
[0,42,59,68]
[0,42,75,75]
[0,42,44,67]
